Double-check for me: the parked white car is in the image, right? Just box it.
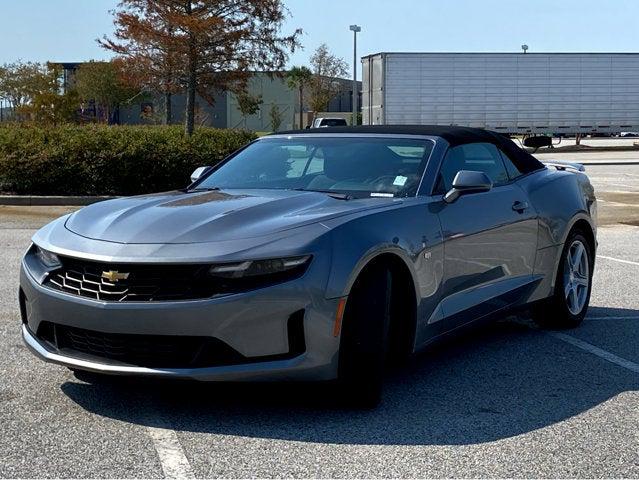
[310,117,348,128]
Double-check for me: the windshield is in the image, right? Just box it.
[195,136,435,198]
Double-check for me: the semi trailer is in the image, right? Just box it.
[361,52,639,135]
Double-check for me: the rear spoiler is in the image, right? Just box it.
[542,160,585,172]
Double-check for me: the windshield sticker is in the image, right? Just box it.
[370,192,394,198]
[393,175,408,186]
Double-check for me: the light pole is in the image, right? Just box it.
[350,24,361,126]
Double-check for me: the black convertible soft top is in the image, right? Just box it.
[276,125,544,174]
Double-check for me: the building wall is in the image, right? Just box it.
[227,74,296,132]
[327,80,362,114]
[227,74,362,131]
[0,104,16,122]
[119,92,228,128]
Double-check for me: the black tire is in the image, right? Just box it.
[532,230,594,329]
[337,265,392,408]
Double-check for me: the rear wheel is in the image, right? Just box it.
[337,265,392,408]
[532,230,593,329]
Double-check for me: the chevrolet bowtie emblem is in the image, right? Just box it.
[101,270,130,282]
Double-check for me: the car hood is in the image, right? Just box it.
[64,189,395,244]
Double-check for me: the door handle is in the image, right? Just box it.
[512,201,529,213]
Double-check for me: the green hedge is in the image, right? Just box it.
[0,125,257,196]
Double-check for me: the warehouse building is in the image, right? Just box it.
[57,63,360,130]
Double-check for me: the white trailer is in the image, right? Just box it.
[361,52,639,135]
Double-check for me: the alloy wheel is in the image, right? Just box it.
[563,239,590,315]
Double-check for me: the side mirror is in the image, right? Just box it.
[190,166,211,183]
[443,170,493,203]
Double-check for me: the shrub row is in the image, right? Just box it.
[0,124,257,196]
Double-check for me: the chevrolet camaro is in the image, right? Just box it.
[19,126,597,406]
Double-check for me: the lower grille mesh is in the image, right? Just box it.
[35,310,306,368]
[38,322,242,368]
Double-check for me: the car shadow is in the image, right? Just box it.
[60,306,639,446]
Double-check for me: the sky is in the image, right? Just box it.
[1,0,639,79]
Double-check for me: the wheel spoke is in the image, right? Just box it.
[574,275,588,287]
[576,286,586,307]
[566,249,575,271]
[567,287,575,311]
[564,281,573,300]
[573,243,585,273]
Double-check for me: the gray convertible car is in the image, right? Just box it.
[20,126,597,406]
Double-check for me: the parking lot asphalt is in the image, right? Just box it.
[1,163,638,478]
[576,164,639,226]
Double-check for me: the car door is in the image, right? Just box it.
[433,142,538,333]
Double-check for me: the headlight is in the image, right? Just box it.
[35,246,61,269]
[207,255,312,292]
[209,256,311,279]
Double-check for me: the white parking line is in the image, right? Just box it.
[588,316,639,320]
[147,426,195,479]
[548,331,639,374]
[597,255,639,266]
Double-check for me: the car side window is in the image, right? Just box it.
[498,149,524,180]
[434,143,510,194]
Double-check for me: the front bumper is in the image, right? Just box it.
[20,260,341,382]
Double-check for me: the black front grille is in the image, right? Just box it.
[40,322,235,367]
[36,311,306,368]
[44,258,214,302]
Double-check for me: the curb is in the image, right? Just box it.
[0,196,116,206]
[534,147,639,154]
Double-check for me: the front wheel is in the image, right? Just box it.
[532,230,594,329]
[337,265,391,408]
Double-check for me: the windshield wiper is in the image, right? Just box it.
[291,188,352,200]
[184,186,221,193]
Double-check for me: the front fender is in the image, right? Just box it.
[330,243,420,300]
[322,199,442,302]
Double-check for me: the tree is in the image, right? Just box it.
[308,44,348,112]
[0,61,58,110]
[269,102,282,131]
[287,66,312,129]
[102,0,302,136]
[0,62,76,123]
[236,92,263,128]
[74,61,136,123]
[30,90,81,125]
[100,4,181,125]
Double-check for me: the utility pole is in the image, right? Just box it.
[350,25,362,126]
